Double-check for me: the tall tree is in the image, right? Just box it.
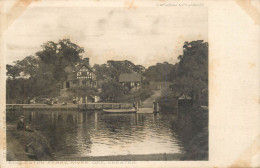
[36,39,84,81]
[171,40,208,107]
[144,62,175,82]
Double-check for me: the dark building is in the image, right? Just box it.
[119,72,142,87]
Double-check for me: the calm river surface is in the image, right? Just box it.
[7,110,188,159]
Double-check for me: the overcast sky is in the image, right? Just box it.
[5,4,208,67]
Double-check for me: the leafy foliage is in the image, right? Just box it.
[6,39,85,102]
[100,79,129,101]
[93,64,112,81]
[93,60,145,81]
[171,40,208,107]
[36,39,84,81]
[6,64,21,79]
[6,38,208,106]
[144,62,176,82]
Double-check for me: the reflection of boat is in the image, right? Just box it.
[102,108,136,113]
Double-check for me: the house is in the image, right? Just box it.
[60,58,98,89]
[119,72,142,87]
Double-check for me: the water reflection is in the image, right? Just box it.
[7,110,184,159]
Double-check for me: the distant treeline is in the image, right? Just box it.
[6,39,208,107]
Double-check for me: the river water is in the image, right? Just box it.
[7,110,190,159]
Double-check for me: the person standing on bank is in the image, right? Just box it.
[133,101,136,110]
[153,100,157,111]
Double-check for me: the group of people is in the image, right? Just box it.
[72,97,82,104]
[45,98,58,105]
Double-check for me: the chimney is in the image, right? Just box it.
[83,58,89,65]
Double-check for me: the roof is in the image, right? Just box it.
[119,73,141,82]
[75,64,93,72]
[178,93,192,100]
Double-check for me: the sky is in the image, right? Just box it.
[5,2,208,67]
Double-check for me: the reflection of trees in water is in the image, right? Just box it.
[8,110,191,158]
[99,114,137,139]
[57,114,63,122]
[66,114,74,123]
[169,108,208,154]
[98,113,163,143]
[75,112,92,154]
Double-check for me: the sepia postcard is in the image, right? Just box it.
[0,0,259,167]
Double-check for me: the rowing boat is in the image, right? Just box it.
[102,108,136,113]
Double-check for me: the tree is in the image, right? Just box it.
[144,62,175,82]
[171,40,208,107]
[15,55,41,78]
[100,80,128,101]
[6,39,85,102]
[93,64,112,80]
[94,60,145,81]
[36,39,84,82]
[6,64,21,79]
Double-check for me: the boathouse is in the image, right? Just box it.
[177,93,193,107]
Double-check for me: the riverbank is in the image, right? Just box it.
[7,124,183,161]
[157,90,208,160]
[6,125,53,161]
[175,107,208,160]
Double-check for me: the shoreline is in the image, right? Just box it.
[6,103,133,111]
[57,153,183,161]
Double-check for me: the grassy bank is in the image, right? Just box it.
[115,88,154,103]
[188,107,208,160]
[173,107,208,160]
[7,125,53,161]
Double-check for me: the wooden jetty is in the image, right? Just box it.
[6,103,133,111]
[78,103,133,110]
[136,108,157,114]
